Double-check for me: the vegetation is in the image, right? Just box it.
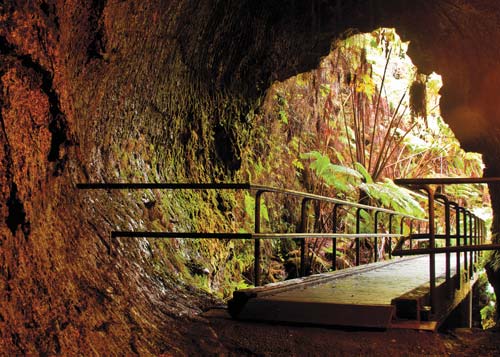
[239,28,490,284]
[111,28,490,302]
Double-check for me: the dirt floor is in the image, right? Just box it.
[187,309,500,356]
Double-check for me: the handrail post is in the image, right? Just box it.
[435,194,451,296]
[254,190,264,286]
[473,214,478,270]
[400,216,405,234]
[332,204,342,270]
[355,208,362,266]
[480,219,485,255]
[477,218,481,259]
[483,220,486,246]
[410,185,436,313]
[462,208,469,281]
[473,215,477,265]
[388,214,394,259]
[478,217,481,258]
[481,219,486,244]
[477,216,480,261]
[484,220,486,244]
[469,211,475,268]
[478,218,482,258]
[400,216,405,252]
[427,187,436,314]
[476,216,481,261]
[299,198,311,277]
[374,211,381,262]
[409,219,414,250]
[468,211,473,276]
[450,202,461,290]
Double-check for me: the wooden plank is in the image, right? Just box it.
[234,256,423,300]
[236,299,395,329]
[228,255,476,330]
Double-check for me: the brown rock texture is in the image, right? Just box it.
[1,0,500,354]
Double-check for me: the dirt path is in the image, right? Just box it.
[195,309,500,356]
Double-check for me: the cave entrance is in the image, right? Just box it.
[247,28,487,203]
[241,28,493,327]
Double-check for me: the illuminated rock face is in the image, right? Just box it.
[1,0,500,354]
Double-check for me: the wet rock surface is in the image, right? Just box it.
[2,0,500,354]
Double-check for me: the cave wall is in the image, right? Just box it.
[1,0,500,354]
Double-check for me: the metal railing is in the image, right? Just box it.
[78,178,500,315]
[393,177,493,312]
[77,182,426,286]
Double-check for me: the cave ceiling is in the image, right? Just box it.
[2,0,500,155]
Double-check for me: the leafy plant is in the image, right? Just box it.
[361,179,425,218]
[300,151,362,193]
[238,27,490,280]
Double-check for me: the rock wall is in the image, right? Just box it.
[1,0,500,354]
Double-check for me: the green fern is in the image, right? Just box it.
[301,151,362,193]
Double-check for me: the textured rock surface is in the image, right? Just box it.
[1,0,500,354]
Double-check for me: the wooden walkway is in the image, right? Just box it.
[229,254,473,330]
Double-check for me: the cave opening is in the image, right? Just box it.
[237,27,494,327]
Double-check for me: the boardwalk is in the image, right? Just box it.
[229,254,473,330]
[268,255,459,304]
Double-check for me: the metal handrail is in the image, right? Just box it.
[407,233,464,239]
[111,231,406,239]
[78,181,426,285]
[393,244,499,255]
[76,183,252,190]
[79,178,494,317]
[251,185,425,220]
[394,177,491,314]
[395,177,500,185]
[77,182,425,221]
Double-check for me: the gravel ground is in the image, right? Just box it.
[189,309,500,356]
